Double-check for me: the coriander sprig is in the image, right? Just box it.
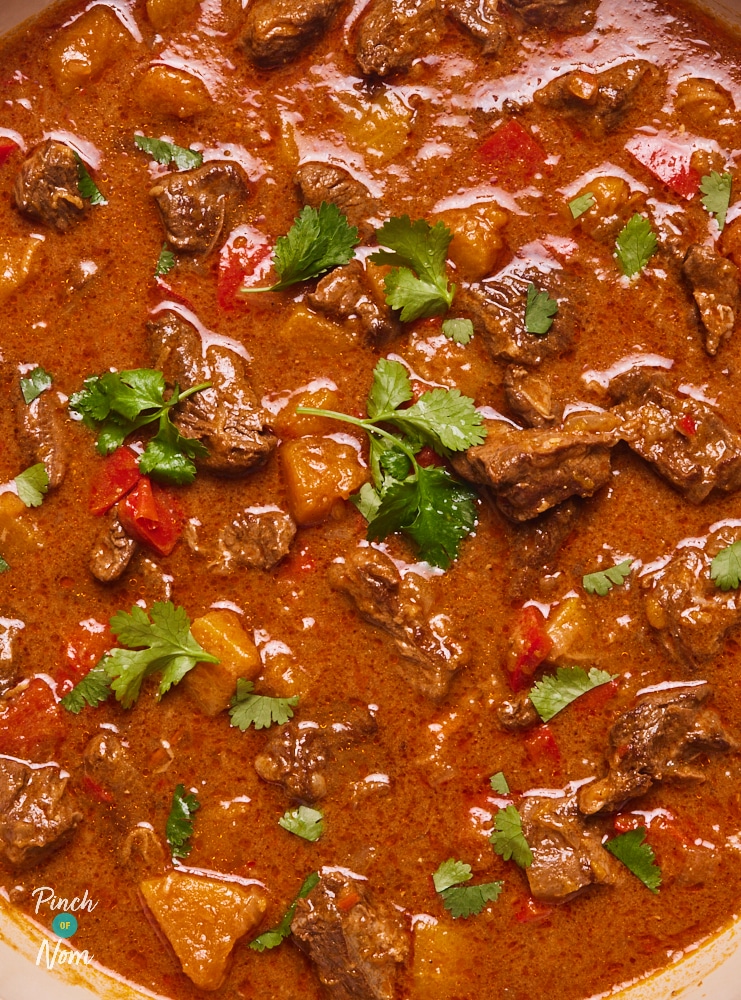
[370,215,456,321]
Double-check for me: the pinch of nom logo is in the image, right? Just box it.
[31,886,97,970]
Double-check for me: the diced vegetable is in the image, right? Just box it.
[572,176,630,221]
[280,436,368,525]
[146,0,200,30]
[411,918,473,999]
[140,873,267,990]
[185,610,262,716]
[435,203,508,281]
[269,384,340,439]
[57,623,113,694]
[335,90,413,162]
[0,491,37,560]
[117,478,184,556]
[0,139,18,167]
[135,66,212,119]
[479,120,546,189]
[544,597,589,665]
[218,226,272,308]
[0,236,42,306]
[279,304,358,354]
[48,7,133,96]
[675,77,734,125]
[626,133,700,199]
[88,447,141,515]
[0,678,65,757]
[505,605,552,691]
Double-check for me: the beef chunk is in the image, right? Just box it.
[329,548,467,701]
[308,260,402,346]
[682,243,740,356]
[295,163,376,240]
[451,413,619,522]
[578,684,735,815]
[643,526,741,666]
[90,508,138,583]
[356,0,442,77]
[149,162,248,255]
[16,390,67,488]
[457,271,576,366]
[509,499,579,598]
[148,310,277,476]
[0,619,23,697]
[444,0,509,54]
[521,790,621,903]
[254,705,377,802]
[83,733,153,827]
[506,0,597,30]
[611,370,741,503]
[504,366,559,427]
[12,140,86,232]
[243,0,343,66]
[497,690,539,731]
[291,869,409,1000]
[211,508,296,571]
[535,60,655,135]
[0,758,82,866]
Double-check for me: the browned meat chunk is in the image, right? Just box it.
[521,790,622,903]
[451,413,619,522]
[148,310,277,476]
[506,0,597,29]
[329,547,467,700]
[16,390,67,488]
[535,60,654,135]
[211,508,296,571]
[497,690,539,731]
[682,243,740,356]
[578,684,735,816]
[444,0,509,54]
[243,0,343,66]
[309,260,402,346]
[295,163,376,240]
[643,526,741,666]
[611,370,741,503]
[457,272,576,366]
[509,499,579,598]
[89,508,137,583]
[149,162,248,255]
[0,758,82,866]
[0,620,23,696]
[504,366,559,427]
[12,140,86,232]
[254,705,377,802]
[356,0,442,77]
[291,869,409,1000]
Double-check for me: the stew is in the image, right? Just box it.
[1,0,741,997]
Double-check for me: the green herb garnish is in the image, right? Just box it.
[490,805,533,868]
[229,678,299,731]
[74,153,106,205]
[441,318,474,344]
[604,827,662,893]
[710,540,741,591]
[370,215,456,321]
[569,191,596,219]
[20,367,52,404]
[489,771,510,795]
[432,858,502,919]
[249,872,320,952]
[60,663,111,714]
[155,244,176,277]
[134,134,203,171]
[529,667,615,723]
[166,784,200,859]
[700,171,732,232]
[15,464,49,508]
[583,559,633,596]
[524,283,558,335]
[615,214,658,277]
[278,806,324,842]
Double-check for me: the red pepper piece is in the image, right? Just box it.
[524,724,561,762]
[506,605,553,692]
[89,446,142,515]
[57,623,113,694]
[0,138,18,166]
[479,120,547,190]
[218,225,273,309]
[118,477,184,556]
[81,775,115,804]
[0,678,65,757]
[626,134,701,199]
[678,413,697,437]
[513,896,553,924]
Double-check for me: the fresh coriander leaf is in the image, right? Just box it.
[278,805,324,842]
[229,678,299,731]
[700,171,732,232]
[442,317,474,344]
[74,153,106,206]
[155,244,176,277]
[379,446,412,481]
[569,191,596,219]
[583,558,633,596]
[166,784,200,859]
[60,663,111,714]
[367,358,413,420]
[0,555,8,574]
[710,540,741,591]
[393,388,486,454]
[440,882,503,919]
[524,283,558,335]
[249,872,320,952]
[529,666,615,723]
[370,216,456,321]
[15,464,49,508]
[490,771,510,795]
[20,367,52,404]
[490,804,533,868]
[615,213,658,277]
[134,134,203,171]
[433,858,472,893]
[139,407,208,485]
[104,602,219,709]
[604,827,662,893]
[368,466,478,569]
[350,482,382,523]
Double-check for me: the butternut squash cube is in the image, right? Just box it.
[545,597,590,665]
[140,873,266,991]
[435,203,508,281]
[411,917,473,999]
[280,436,368,525]
[135,66,212,119]
[49,7,133,96]
[0,491,36,560]
[184,610,261,716]
[146,0,201,30]
[279,304,358,354]
[270,383,340,439]
[0,237,42,306]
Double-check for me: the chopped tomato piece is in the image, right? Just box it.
[0,138,18,166]
[218,225,273,309]
[277,545,316,577]
[678,413,697,436]
[57,622,113,693]
[479,120,547,189]
[626,133,700,199]
[573,678,619,716]
[513,896,553,923]
[89,446,142,515]
[524,724,560,762]
[81,774,115,804]
[118,477,184,556]
[0,678,65,756]
[336,890,362,912]
[506,605,553,691]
